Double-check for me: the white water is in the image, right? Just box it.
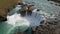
[7,11,43,27]
[7,4,44,27]
[1,0,60,34]
[7,13,30,27]
[6,10,43,34]
[5,4,44,33]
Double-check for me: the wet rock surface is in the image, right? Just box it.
[0,16,7,22]
[31,19,60,34]
[48,0,60,6]
[48,0,60,3]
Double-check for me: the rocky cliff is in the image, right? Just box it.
[0,0,22,21]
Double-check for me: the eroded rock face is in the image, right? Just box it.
[0,9,8,22]
[0,0,22,21]
[0,16,7,21]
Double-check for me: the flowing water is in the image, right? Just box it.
[0,0,60,34]
[0,5,43,34]
[23,0,60,14]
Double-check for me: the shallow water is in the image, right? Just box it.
[23,0,60,14]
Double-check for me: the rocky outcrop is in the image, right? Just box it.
[0,0,22,21]
[31,17,60,34]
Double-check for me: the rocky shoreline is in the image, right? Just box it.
[31,17,60,34]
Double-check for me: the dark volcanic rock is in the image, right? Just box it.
[37,9,40,11]
[0,16,7,22]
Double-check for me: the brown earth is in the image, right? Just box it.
[0,0,22,20]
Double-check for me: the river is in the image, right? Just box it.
[0,0,60,34]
